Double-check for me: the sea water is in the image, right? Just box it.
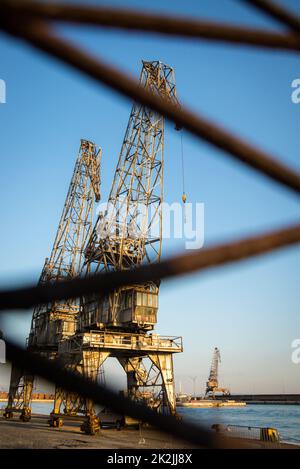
[178,405,300,444]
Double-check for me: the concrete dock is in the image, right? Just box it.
[0,412,298,449]
[0,412,196,449]
[228,394,300,405]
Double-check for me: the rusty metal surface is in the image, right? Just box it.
[242,0,300,33]
[0,222,299,312]
[2,1,300,51]
[1,19,300,196]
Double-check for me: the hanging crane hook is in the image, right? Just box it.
[180,133,187,223]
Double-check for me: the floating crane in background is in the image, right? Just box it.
[4,140,101,422]
[205,347,230,398]
[50,61,183,434]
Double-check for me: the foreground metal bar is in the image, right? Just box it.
[1,20,300,196]
[0,221,299,312]
[3,1,300,52]
[5,340,248,449]
[242,0,300,35]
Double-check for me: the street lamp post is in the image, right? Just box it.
[190,376,197,399]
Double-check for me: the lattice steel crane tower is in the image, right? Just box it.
[4,140,101,421]
[205,347,230,398]
[53,61,183,434]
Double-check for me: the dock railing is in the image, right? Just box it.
[83,331,183,352]
[212,423,281,448]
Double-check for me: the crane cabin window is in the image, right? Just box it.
[124,292,132,309]
[135,291,158,308]
[136,292,142,306]
[143,293,147,306]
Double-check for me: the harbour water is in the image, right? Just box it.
[9,402,300,446]
[179,405,300,445]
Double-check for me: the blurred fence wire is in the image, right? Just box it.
[0,0,300,449]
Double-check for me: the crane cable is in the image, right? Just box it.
[180,132,187,223]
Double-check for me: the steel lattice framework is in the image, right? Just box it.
[47,62,182,433]
[29,139,101,347]
[4,139,101,421]
[82,61,179,331]
[86,61,178,270]
[205,347,230,398]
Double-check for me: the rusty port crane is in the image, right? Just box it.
[3,61,184,434]
[4,140,101,422]
[47,60,184,434]
[205,347,230,399]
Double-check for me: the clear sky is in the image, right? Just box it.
[0,0,300,395]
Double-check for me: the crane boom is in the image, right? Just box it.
[205,347,230,398]
[29,140,101,348]
[45,139,100,280]
[86,61,178,270]
[5,139,102,421]
[81,61,179,332]
[209,347,221,382]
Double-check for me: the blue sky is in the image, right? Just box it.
[0,0,300,395]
